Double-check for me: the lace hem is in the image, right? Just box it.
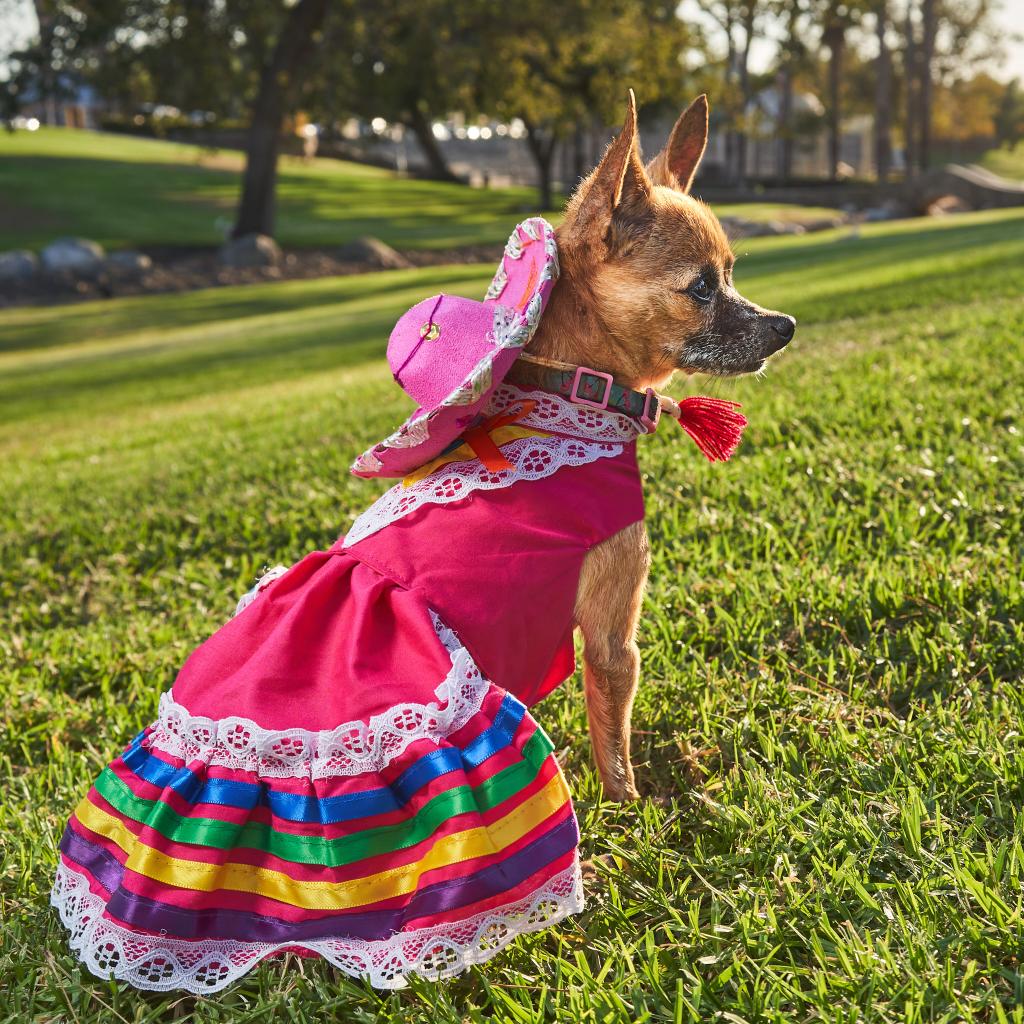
[343,432,623,548]
[150,613,488,780]
[51,858,584,993]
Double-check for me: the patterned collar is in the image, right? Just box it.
[512,358,662,434]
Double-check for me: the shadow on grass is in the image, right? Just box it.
[738,213,1024,322]
[0,265,492,355]
[0,149,547,251]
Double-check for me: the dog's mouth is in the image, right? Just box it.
[677,325,792,378]
[675,302,795,378]
[676,348,774,378]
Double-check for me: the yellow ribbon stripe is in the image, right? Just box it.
[73,771,571,911]
[401,425,547,487]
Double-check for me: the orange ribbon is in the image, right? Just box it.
[461,400,538,472]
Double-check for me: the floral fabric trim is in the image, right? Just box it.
[151,614,486,780]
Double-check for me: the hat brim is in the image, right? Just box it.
[351,217,558,479]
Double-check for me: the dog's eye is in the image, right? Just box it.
[688,276,715,304]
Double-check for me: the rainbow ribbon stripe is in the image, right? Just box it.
[58,690,578,951]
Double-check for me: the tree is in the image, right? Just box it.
[480,0,694,207]
[917,0,937,170]
[707,0,766,186]
[873,0,893,179]
[901,0,999,174]
[818,0,865,180]
[994,78,1024,151]
[343,0,491,182]
[232,0,331,238]
[771,0,813,182]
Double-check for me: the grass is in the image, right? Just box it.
[2,207,1024,1023]
[0,128,841,253]
[977,141,1024,182]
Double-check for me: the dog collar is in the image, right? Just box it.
[515,352,749,462]
[516,355,663,433]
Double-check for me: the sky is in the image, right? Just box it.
[2,0,1024,84]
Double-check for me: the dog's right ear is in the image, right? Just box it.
[646,94,709,193]
[562,90,652,257]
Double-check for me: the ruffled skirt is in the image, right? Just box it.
[52,546,582,993]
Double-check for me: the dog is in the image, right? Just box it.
[510,92,795,800]
[51,91,796,995]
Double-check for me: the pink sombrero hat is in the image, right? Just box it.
[351,217,559,479]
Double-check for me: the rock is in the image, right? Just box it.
[862,206,894,222]
[219,233,282,268]
[336,236,412,270]
[720,217,807,240]
[926,194,972,216]
[802,216,846,232]
[0,249,39,281]
[719,217,761,240]
[767,220,806,235]
[106,250,153,279]
[40,237,106,277]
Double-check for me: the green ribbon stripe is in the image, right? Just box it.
[92,729,556,869]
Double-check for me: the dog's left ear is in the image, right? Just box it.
[562,89,653,257]
[646,94,709,193]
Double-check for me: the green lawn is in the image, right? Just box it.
[0,128,555,251]
[0,128,841,252]
[2,209,1024,1022]
[978,141,1024,182]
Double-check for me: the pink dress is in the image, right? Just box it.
[52,384,645,992]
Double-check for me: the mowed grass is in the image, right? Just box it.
[0,128,840,253]
[978,141,1024,182]
[0,128,553,251]
[2,208,1024,1022]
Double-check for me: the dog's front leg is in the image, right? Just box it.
[575,521,650,801]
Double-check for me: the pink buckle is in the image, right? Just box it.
[570,366,613,410]
[639,388,661,433]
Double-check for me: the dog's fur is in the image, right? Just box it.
[509,93,795,800]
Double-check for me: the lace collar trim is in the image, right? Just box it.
[485,383,642,441]
[343,385,634,548]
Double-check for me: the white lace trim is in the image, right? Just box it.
[233,564,289,616]
[344,433,623,548]
[150,613,488,780]
[487,384,642,441]
[344,385,637,548]
[51,858,584,993]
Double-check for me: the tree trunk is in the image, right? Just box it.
[874,1,893,180]
[777,1,800,184]
[918,0,937,172]
[572,121,587,187]
[232,0,329,239]
[825,22,845,181]
[778,67,794,183]
[31,0,57,125]
[406,105,459,181]
[903,2,918,179]
[735,9,755,187]
[524,121,557,209]
[717,3,741,185]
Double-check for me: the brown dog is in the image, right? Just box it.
[510,93,795,800]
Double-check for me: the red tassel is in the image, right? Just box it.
[675,396,748,462]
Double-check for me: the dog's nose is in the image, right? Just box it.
[769,315,796,344]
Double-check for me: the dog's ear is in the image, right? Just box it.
[646,94,709,193]
[562,89,653,257]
